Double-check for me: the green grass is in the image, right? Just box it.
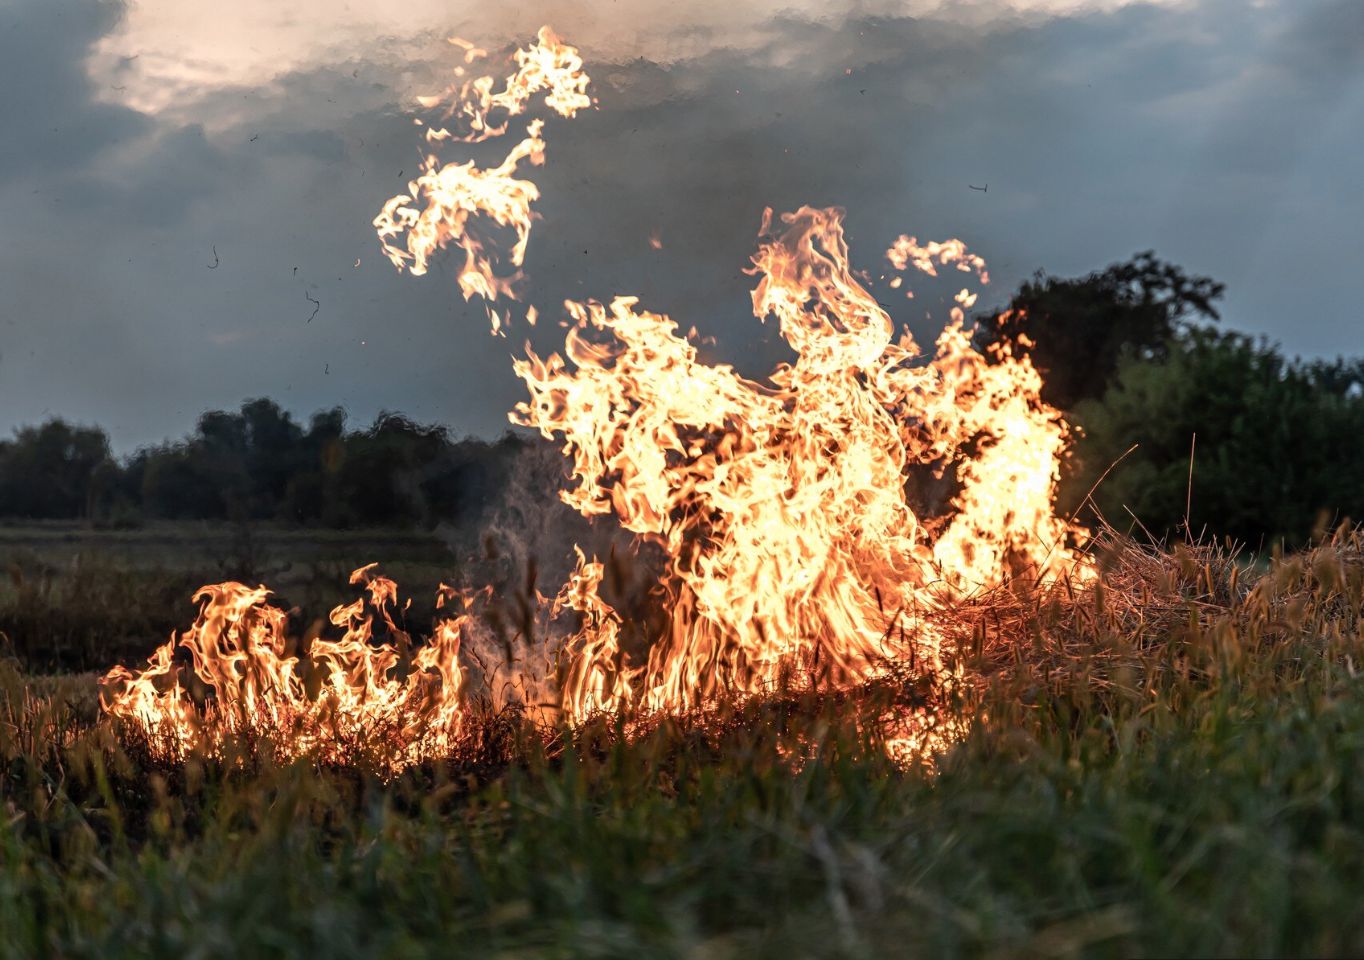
[3,531,1364,957]
[0,521,460,672]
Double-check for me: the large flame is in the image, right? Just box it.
[515,207,1080,720]
[101,27,1086,767]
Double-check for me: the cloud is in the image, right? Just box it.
[0,0,149,183]
[1276,0,1364,80]
[1,0,1361,454]
[86,0,1187,113]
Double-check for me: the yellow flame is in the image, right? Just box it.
[101,567,470,769]
[373,27,591,310]
[514,206,1082,720]
[103,27,1087,768]
[886,234,990,284]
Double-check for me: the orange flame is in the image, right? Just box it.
[102,27,1087,766]
[101,566,469,768]
[373,26,591,311]
[886,234,990,285]
[514,206,1081,721]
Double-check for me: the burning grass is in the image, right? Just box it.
[7,25,1362,955]
[5,529,1364,956]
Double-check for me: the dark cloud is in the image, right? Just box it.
[1277,0,1364,79]
[56,123,258,226]
[0,0,148,182]
[1,0,1361,453]
[260,129,350,163]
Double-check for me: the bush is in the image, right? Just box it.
[1065,328,1364,547]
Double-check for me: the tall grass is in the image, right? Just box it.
[3,529,1364,957]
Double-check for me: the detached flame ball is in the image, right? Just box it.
[100,27,1089,768]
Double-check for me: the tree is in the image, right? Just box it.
[280,408,347,523]
[1065,329,1364,547]
[138,446,225,520]
[333,414,456,527]
[239,398,306,517]
[0,419,112,519]
[976,252,1225,410]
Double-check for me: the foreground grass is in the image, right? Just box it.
[3,533,1364,957]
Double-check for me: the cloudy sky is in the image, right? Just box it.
[2,0,1361,453]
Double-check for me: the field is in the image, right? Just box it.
[0,521,463,675]
[4,523,1364,957]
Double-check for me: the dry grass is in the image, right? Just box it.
[3,529,1364,957]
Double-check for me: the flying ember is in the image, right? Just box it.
[100,26,1088,768]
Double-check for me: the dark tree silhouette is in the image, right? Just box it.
[976,252,1225,409]
[0,420,113,519]
[1065,329,1364,546]
[108,401,533,529]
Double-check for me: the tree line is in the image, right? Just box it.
[3,255,1362,546]
[0,402,529,529]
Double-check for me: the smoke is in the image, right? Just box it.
[445,435,667,711]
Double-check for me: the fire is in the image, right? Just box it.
[101,27,1087,767]
[373,26,590,313]
[886,234,989,284]
[514,207,1080,719]
[101,566,470,767]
